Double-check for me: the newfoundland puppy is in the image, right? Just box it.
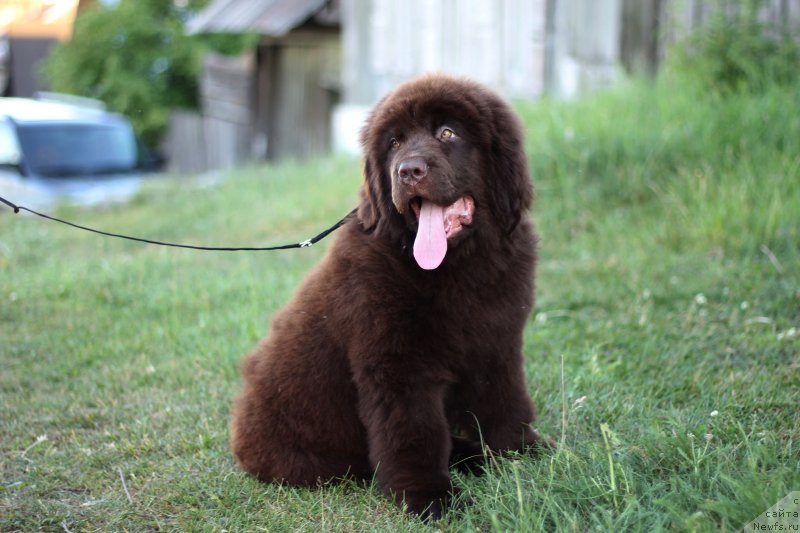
[231,74,547,518]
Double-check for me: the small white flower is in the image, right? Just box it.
[710,410,719,417]
[694,293,707,305]
[740,301,749,310]
[572,396,587,409]
[704,433,713,442]
[535,312,547,324]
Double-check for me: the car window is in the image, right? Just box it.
[16,121,137,178]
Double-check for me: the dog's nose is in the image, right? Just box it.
[397,157,428,184]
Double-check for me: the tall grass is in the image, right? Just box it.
[519,80,800,258]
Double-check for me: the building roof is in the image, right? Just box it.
[0,0,81,41]
[186,0,335,37]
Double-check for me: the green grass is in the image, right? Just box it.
[2,79,798,532]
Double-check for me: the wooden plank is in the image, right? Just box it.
[165,111,208,175]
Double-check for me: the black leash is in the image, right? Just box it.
[0,195,355,251]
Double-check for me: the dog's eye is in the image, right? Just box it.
[439,127,456,141]
[390,138,400,150]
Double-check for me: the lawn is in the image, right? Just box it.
[1,78,798,532]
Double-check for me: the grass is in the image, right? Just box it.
[1,78,798,532]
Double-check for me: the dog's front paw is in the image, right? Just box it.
[449,436,486,475]
[404,486,461,521]
[528,429,557,453]
[407,498,444,520]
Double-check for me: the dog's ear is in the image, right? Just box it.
[357,156,382,231]
[357,102,397,233]
[487,105,534,234]
[357,155,400,237]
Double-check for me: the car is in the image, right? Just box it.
[0,94,162,208]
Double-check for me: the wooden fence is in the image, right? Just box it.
[163,53,254,175]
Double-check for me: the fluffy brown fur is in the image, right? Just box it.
[230,74,547,518]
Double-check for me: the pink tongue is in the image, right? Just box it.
[413,200,448,270]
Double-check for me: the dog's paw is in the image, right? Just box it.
[404,486,461,521]
[528,429,557,453]
[449,436,486,475]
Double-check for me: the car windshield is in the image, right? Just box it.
[16,122,138,178]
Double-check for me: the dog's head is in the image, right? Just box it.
[358,74,533,269]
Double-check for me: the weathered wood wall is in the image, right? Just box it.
[164,52,253,175]
[257,30,340,161]
[662,0,800,46]
[200,52,254,170]
[623,0,800,75]
[342,0,547,105]
[164,111,207,175]
[342,0,800,105]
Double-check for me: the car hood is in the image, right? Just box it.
[0,170,146,210]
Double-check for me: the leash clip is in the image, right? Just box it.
[0,195,20,213]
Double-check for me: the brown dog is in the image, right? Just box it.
[230,74,546,518]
